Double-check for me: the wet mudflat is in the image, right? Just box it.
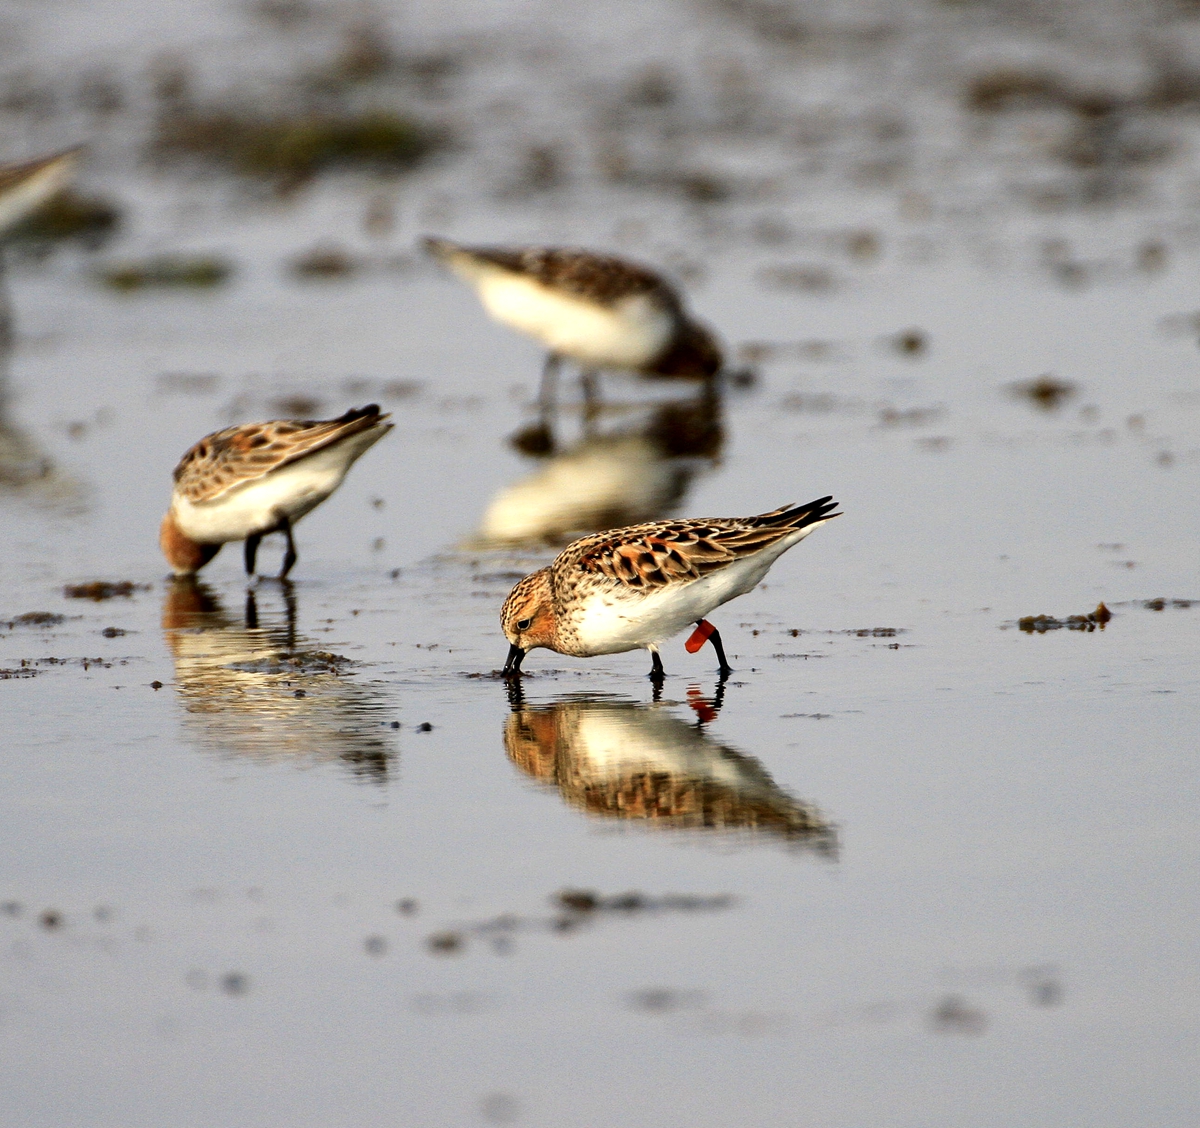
[3,1,1200,1125]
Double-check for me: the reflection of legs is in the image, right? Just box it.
[244,588,259,629]
[279,519,298,579]
[281,579,297,650]
[538,353,561,422]
[712,668,729,711]
[704,622,733,676]
[244,534,261,576]
[649,647,665,683]
[581,370,600,435]
[505,675,526,710]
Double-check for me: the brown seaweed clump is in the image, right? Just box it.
[1018,603,1111,633]
[6,189,121,253]
[151,107,443,190]
[64,581,150,600]
[97,255,232,292]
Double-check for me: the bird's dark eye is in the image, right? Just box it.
[516,618,532,631]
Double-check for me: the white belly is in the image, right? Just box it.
[473,271,674,368]
[172,441,368,543]
[570,524,825,655]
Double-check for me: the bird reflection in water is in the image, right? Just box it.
[479,377,724,546]
[503,686,836,852]
[161,579,396,782]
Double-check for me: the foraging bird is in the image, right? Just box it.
[500,497,840,680]
[423,237,722,420]
[160,405,393,578]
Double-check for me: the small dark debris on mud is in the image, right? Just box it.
[966,68,1066,113]
[39,909,63,930]
[271,394,324,417]
[757,262,837,292]
[4,612,65,628]
[1016,602,1111,633]
[888,328,927,356]
[395,898,418,915]
[878,405,942,427]
[1143,597,1194,610]
[2,901,22,916]
[1009,375,1077,410]
[415,722,433,732]
[427,930,464,954]
[226,650,350,674]
[100,627,126,638]
[627,987,706,1013]
[220,972,250,996]
[288,244,359,280]
[554,889,735,915]
[150,680,163,690]
[364,934,387,957]
[929,994,987,1035]
[97,255,232,292]
[0,667,39,680]
[65,581,149,600]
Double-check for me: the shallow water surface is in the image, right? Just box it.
[2,1,1200,1125]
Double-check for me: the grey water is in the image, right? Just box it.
[1,1,1199,1125]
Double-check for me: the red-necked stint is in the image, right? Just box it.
[500,497,840,680]
[160,405,393,578]
[423,237,722,413]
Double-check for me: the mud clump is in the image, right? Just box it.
[288,244,358,280]
[97,255,233,292]
[929,994,987,1035]
[151,107,443,190]
[226,650,351,675]
[553,889,735,915]
[427,930,463,954]
[1017,603,1112,633]
[4,612,65,628]
[1143,597,1193,611]
[1009,375,1077,410]
[7,188,121,253]
[966,69,1068,113]
[64,581,149,601]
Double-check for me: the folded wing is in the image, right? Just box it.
[173,405,390,504]
[567,497,840,591]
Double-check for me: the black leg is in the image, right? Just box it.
[244,589,259,629]
[705,622,733,676]
[244,533,261,576]
[649,649,665,683]
[502,643,526,677]
[279,519,298,579]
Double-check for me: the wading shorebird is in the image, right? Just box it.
[160,405,393,578]
[423,237,722,420]
[500,497,840,681]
